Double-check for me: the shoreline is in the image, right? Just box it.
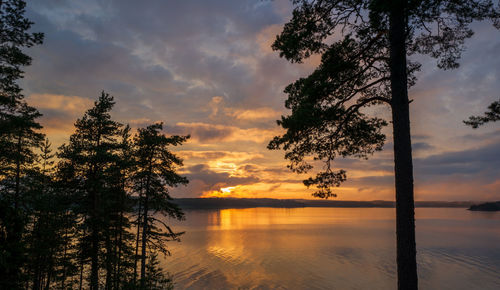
[173,197,480,210]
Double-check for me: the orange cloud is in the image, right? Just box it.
[224,107,280,120]
[25,94,93,145]
[179,151,263,161]
[27,93,93,114]
[170,122,282,144]
[256,24,282,54]
[209,96,224,118]
[201,182,317,199]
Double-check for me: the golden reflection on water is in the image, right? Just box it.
[209,207,396,231]
[164,208,500,289]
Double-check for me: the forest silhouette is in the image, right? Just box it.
[1,2,188,288]
[1,1,499,290]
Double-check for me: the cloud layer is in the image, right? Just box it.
[21,1,500,201]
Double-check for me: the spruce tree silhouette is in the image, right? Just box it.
[268,1,499,289]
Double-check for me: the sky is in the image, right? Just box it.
[21,0,500,201]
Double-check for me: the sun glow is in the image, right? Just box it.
[221,186,236,194]
[202,186,240,198]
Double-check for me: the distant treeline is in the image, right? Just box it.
[468,201,500,211]
[175,198,476,210]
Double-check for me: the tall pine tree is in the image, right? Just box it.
[269,1,499,289]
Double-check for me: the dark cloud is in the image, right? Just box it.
[412,142,435,152]
[186,164,259,186]
[415,140,500,181]
[172,164,260,197]
[412,134,432,141]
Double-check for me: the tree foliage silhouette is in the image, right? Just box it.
[464,98,500,128]
[56,93,188,289]
[269,1,499,289]
[57,92,125,290]
[132,122,188,288]
[0,1,189,287]
[24,139,79,289]
[0,0,44,287]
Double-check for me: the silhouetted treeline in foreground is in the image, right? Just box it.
[1,91,189,290]
[0,1,188,289]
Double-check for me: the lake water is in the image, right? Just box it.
[160,208,500,289]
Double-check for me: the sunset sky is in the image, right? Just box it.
[22,0,500,201]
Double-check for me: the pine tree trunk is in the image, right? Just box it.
[133,196,142,285]
[33,252,41,290]
[140,193,149,288]
[105,231,112,290]
[115,220,123,289]
[90,225,99,290]
[5,130,24,288]
[115,190,125,289]
[389,4,418,290]
[15,133,22,211]
[90,189,100,290]
[140,160,154,287]
[44,262,52,290]
[61,225,69,289]
[79,255,84,290]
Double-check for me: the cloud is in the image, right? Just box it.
[209,96,224,118]
[173,164,260,198]
[166,122,281,143]
[24,94,93,139]
[412,142,435,152]
[337,140,500,200]
[179,151,263,162]
[27,93,93,113]
[415,140,500,180]
[224,107,280,120]
[18,0,500,201]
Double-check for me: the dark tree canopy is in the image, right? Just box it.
[0,2,190,287]
[0,0,43,107]
[0,1,44,287]
[464,98,500,128]
[57,92,126,289]
[269,0,499,198]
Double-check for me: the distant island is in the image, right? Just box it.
[468,201,500,211]
[174,198,477,210]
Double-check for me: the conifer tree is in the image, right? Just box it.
[270,1,499,289]
[0,1,44,287]
[132,123,188,288]
[57,92,124,290]
[25,138,78,289]
[104,125,136,289]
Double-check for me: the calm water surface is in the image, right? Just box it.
[161,208,500,289]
